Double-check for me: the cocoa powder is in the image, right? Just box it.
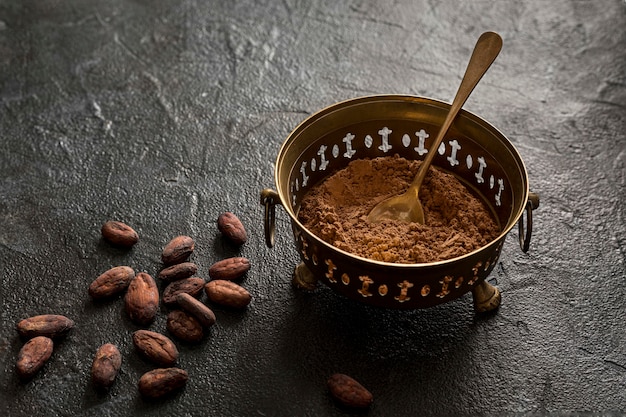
[298,155,500,263]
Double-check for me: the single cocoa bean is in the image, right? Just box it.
[16,314,74,340]
[16,336,53,380]
[205,280,251,309]
[166,310,204,343]
[91,343,122,389]
[88,266,135,299]
[217,212,247,245]
[138,367,188,399]
[175,292,216,328]
[124,272,159,326]
[208,257,250,281]
[327,373,373,409]
[157,262,198,282]
[101,220,139,248]
[133,330,179,367]
[162,277,205,305]
[161,235,195,265]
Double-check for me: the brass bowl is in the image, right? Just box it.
[261,95,539,312]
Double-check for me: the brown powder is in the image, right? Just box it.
[297,155,500,264]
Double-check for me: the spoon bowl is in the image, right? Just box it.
[367,31,503,224]
[368,183,425,223]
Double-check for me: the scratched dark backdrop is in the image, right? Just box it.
[0,0,625,416]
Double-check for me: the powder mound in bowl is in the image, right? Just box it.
[297,155,500,264]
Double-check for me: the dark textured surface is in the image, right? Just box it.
[1,1,625,416]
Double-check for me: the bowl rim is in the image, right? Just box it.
[274,94,530,268]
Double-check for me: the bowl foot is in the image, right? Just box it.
[292,262,319,290]
[472,280,501,313]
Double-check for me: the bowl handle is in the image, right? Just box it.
[518,192,540,252]
[260,188,281,248]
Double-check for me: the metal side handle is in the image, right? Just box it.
[519,192,540,252]
[260,188,280,248]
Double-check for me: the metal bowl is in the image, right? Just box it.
[261,95,539,312]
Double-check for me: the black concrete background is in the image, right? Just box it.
[1,1,625,416]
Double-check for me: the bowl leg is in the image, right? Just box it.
[292,262,319,290]
[472,280,501,313]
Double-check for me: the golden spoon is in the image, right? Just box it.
[367,31,503,224]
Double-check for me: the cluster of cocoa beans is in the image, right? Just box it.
[15,213,252,400]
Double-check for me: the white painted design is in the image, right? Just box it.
[364,135,373,148]
[311,158,317,172]
[475,156,486,184]
[438,142,445,155]
[402,134,411,147]
[446,139,461,167]
[495,178,504,206]
[300,161,309,187]
[332,144,339,159]
[489,175,495,189]
[318,145,330,170]
[378,127,392,152]
[414,129,429,156]
[343,133,356,158]
[466,154,473,169]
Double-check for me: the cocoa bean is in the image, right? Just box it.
[133,330,179,367]
[88,266,135,299]
[205,280,251,309]
[208,257,250,281]
[124,272,159,326]
[157,262,198,282]
[101,221,139,248]
[162,277,205,305]
[217,212,247,245]
[161,235,195,265]
[16,336,53,380]
[91,343,122,389]
[166,310,203,343]
[327,373,373,409]
[16,314,74,340]
[174,292,216,328]
[138,367,188,399]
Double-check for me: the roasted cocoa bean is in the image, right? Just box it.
[16,314,75,340]
[157,262,198,282]
[166,310,204,343]
[205,280,251,309]
[208,257,250,281]
[174,292,216,328]
[124,272,159,326]
[161,235,195,265]
[138,367,188,399]
[133,330,179,367]
[16,336,53,380]
[101,220,139,248]
[88,266,135,299]
[91,343,122,389]
[217,212,247,245]
[162,277,205,305]
[327,373,373,409]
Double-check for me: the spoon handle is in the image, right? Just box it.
[409,31,503,190]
